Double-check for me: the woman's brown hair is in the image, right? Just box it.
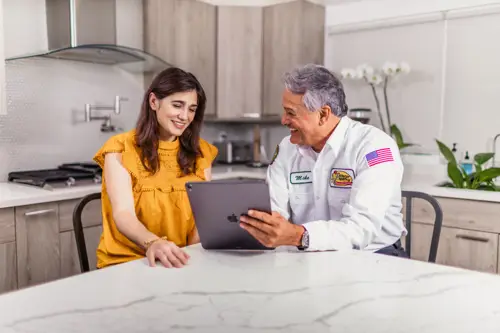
[135,67,207,175]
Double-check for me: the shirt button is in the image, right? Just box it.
[316,196,320,200]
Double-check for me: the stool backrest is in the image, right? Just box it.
[402,190,443,263]
[72,192,102,272]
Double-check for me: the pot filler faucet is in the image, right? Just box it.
[494,133,500,167]
[84,96,128,132]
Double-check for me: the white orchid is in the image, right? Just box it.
[355,64,374,79]
[340,68,358,79]
[367,73,383,85]
[398,62,411,74]
[337,61,412,136]
[382,62,399,76]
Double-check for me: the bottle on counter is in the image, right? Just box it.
[460,151,474,175]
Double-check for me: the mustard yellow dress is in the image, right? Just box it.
[93,129,218,268]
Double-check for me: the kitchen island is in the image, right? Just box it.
[0,244,499,332]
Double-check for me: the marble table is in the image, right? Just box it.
[1,244,500,333]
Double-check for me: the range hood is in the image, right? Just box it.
[5,0,172,74]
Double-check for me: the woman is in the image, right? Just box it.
[93,67,218,269]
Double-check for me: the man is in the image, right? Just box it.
[239,64,408,256]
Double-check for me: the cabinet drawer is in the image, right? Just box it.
[411,222,498,273]
[0,208,15,243]
[59,198,102,232]
[404,197,500,233]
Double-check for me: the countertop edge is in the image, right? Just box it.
[1,168,499,209]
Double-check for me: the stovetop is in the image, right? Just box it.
[8,162,102,190]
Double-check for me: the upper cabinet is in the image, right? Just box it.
[217,6,263,119]
[143,0,325,120]
[144,0,217,116]
[262,1,325,116]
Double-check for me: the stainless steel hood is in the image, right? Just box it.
[5,0,172,74]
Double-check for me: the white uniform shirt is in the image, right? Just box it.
[267,116,407,252]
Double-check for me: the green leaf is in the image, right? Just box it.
[398,143,414,149]
[474,153,494,166]
[475,164,482,173]
[436,139,457,165]
[477,184,498,191]
[478,168,500,182]
[390,124,404,146]
[448,162,465,188]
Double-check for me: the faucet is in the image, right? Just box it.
[494,133,500,167]
[84,96,127,132]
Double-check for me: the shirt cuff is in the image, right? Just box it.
[302,221,354,252]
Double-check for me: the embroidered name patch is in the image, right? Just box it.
[290,171,312,184]
[330,168,354,188]
[365,148,394,167]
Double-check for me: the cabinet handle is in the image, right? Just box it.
[24,209,55,217]
[456,234,489,243]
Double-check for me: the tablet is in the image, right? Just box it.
[185,179,275,250]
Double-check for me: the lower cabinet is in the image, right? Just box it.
[404,196,500,275]
[0,242,17,293]
[411,223,499,274]
[0,197,103,295]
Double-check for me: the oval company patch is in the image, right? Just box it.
[330,168,354,188]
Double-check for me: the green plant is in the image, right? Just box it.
[390,124,415,150]
[436,139,500,191]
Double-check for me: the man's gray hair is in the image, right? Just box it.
[282,64,348,117]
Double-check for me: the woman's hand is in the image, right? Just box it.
[146,239,190,268]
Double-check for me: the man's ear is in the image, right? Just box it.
[149,92,159,111]
[318,105,332,125]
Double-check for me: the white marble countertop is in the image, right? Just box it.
[1,164,499,209]
[0,244,499,332]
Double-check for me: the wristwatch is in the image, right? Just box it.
[298,228,309,250]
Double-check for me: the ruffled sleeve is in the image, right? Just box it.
[93,131,142,181]
[195,138,218,179]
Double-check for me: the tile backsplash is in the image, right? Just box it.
[0,58,289,181]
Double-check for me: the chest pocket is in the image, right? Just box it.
[328,188,351,220]
[289,171,315,223]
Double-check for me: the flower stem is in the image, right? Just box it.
[370,83,387,133]
[383,76,392,130]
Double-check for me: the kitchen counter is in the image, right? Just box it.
[0,165,268,209]
[0,244,499,332]
[1,164,500,209]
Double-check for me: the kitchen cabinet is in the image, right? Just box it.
[0,208,16,293]
[0,197,102,295]
[262,0,325,116]
[403,196,500,274]
[15,203,60,288]
[216,6,263,119]
[143,0,217,116]
[143,0,324,120]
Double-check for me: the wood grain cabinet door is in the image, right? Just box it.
[16,203,60,288]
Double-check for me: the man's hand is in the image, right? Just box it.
[239,210,305,248]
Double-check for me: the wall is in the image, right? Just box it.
[0,0,145,181]
[325,0,500,162]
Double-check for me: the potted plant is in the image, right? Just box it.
[340,62,415,150]
[436,139,500,191]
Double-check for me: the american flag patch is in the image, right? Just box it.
[365,148,394,167]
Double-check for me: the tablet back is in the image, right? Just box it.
[185,179,274,250]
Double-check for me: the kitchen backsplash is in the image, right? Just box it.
[0,58,288,181]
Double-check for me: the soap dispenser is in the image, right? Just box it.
[461,151,474,175]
